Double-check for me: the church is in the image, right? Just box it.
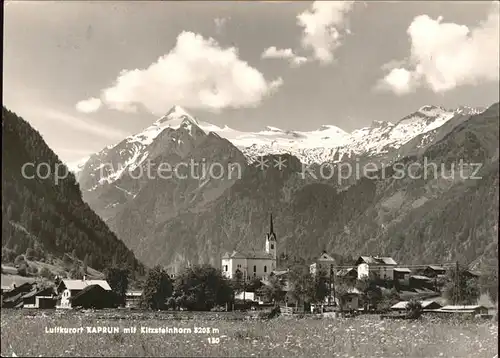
[221,214,277,280]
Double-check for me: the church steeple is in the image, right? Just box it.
[265,213,277,261]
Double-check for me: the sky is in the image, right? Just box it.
[4,1,499,163]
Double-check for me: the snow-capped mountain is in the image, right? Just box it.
[72,104,485,189]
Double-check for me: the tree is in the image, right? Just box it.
[443,267,480,305]
[17,263,28,276]
[1,247,17,263]
[173,265,233,311]
[246,277,264,292]
[377,287,400,313]
[14,255,25,266]
[288,265,315,309]
[356,275,383,311]
[141,265,172,310]
[40,266,54,280]
[313,269,330,304]
[231,269,244,295]
[478,261,498,303]
[69,261,84,279]
[258,275,286,306]
[105,266,130,306]
[62,253,72,268]
[405,299,423,319]
[25,247,36,260]
[83,254,89,274]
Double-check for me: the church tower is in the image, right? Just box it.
[265,213,277,261]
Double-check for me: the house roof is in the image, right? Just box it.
[60,279,111,291]
[427,265,445,271]
[345,287,361,295]
[70,284,110,302]
[356,256,397,265]
[391,300,441,310]
[22,287,54,299]
[464,270,480,277]
[316,252,335,262]
[394,268,411,273]
[126,290,143,297]
[440,305,486,311]
[337,268,357,277]
[271,270,289,276]
[410,275,432,281]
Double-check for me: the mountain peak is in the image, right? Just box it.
[417,105,448,116]
[165,105,190,117]
[157,105,199,126]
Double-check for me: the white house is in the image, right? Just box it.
[221,214,277,280]
[56,277,112,309]
[310,251,336,276]
[356,256,398,280]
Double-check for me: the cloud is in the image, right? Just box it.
[377,3,500,95]
[84,31,282,115]
[76,97,102,113]
[214,17,229,34]
[261,46,308,67]
[43,109,129,141]
[296,1,355,65]
[375,68,417,95]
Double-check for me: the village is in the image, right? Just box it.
[1,215,495,320]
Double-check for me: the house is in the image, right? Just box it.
[23,287,56,308]
[310,251,336,276]
[463,270,480,279]
[69,284,117,309]
[391,300,442,311]
[356,256,397,280]
[393,268,411,284]
[335,287,361,311]
[235,291,263,304]
[336,268,357,282]
[436,305,489,315]
[422,265,446,278]
[1,282,35,308]
[56,277,112,309]
[125,290,142,308]
[221,214,277,280]
[409,275,434,289]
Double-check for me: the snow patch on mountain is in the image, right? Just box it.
[71,104,485,185]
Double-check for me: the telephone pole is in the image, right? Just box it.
[454,261,460,305]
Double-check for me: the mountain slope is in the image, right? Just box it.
[1,107,144,273]
[117,103,498,269]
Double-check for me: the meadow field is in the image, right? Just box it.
[0,310,497,357]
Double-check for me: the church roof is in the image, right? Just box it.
[222,250,274,260]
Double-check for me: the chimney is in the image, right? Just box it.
[83,275,86,281]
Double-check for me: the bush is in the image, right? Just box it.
[267,306,281,319]
[14,255,25,266]
[25,248,36,260]
[210,305,226,312]
[27,265,38,275]
[405,299,423,320]
[40,267,54,279]
[17,263,28,276]
[166,297,177,310]
[1,247,17,263]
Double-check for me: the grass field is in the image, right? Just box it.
[1,310,497,357]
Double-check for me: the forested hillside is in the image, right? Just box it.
[1,107,143,273]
